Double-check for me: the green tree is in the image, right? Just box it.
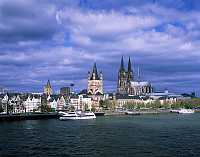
[40,104,52,112]
[0,104,4,113]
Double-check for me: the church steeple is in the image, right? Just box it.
[93,63,98,76]
[120,56,125,71]
[127,57,133,82]
[88,63,103,95]
[128,57,132,72]
[90,62,100,80]
[47,79,51,87]
[44,80,52,95]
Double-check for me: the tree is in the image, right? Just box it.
[40,104,52,112]
[0,104,4,113]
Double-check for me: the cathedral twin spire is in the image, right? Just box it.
[120,56,133,74]
[117,56,133,94]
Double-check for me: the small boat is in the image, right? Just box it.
[59,111,96,120]
[125,111,140,115]
[170,109,180,113]
[178,109,194,114]
[94,112,105,116]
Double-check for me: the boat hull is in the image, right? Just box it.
[59,116,96,120]
[125,111,140,115]
[170,109,195,114]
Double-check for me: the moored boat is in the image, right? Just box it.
[125,111,140,115]
[178,109,194,114]
[94,112,105,116]
[59,111,96,120]
[170,109,195,114]
[170,109,180,113]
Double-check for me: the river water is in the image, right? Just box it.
[1,113,200,157]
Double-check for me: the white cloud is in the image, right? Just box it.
[56,5,200,57]
[58,8,159,36]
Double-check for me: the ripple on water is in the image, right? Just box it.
[1,114,200,157]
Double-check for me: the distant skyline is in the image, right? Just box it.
[0,0,200,95]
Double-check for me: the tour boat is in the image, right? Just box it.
[178,109,194,114]
[59,111,96,120]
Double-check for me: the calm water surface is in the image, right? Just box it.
[1,113,200,157]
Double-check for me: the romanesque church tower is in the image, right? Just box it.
[87,63,103,95]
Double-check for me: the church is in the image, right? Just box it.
[44,80,53,95]
[117,57,153,95]
[87,63,103,95]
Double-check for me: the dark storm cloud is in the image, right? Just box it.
[0,0,200,95]
[0,0,58,46]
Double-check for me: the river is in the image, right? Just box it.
[1,113,200,157]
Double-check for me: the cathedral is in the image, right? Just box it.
[87,63,103,95]
[117,57,153,95]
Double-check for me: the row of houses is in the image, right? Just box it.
[0,90,192,113]
[105,90,191,109]
[0,93,96,113]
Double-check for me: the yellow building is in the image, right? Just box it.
[44,80,53,95]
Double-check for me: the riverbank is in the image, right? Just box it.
[0,112,60,121]
[104,109,171,116]
[0,109,195,121]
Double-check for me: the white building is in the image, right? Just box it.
[56,96,66,111]
[70,95,92,111]
[24,96,41,112]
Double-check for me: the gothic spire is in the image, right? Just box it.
[128,57,132,72]
[120,56,125,71]
[91,62,99,80]
[93,63,98,75]
[47,80,51,87]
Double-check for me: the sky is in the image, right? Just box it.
[0,0,200,95]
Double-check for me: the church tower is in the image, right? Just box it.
[87,63,103,95]
[117,56,127,94]
[44,80,53,95]
[127,57,134,92]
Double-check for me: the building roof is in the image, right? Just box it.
[115,93,140,100]
[89,63,100,80]
[131,81,150,87]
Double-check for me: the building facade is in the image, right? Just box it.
[87,63,103,95]
[70,94,92,111]
[23,95,41,112]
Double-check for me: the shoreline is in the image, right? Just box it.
[104,109,171,116]
[0,109,197,121]
[0,112,60,121]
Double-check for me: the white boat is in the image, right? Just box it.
[125,111,140,115]
[178,109,194,114]
[59,111,96,120]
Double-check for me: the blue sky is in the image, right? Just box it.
[0,0,200,95]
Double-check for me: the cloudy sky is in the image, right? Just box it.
[0,0,200,95]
